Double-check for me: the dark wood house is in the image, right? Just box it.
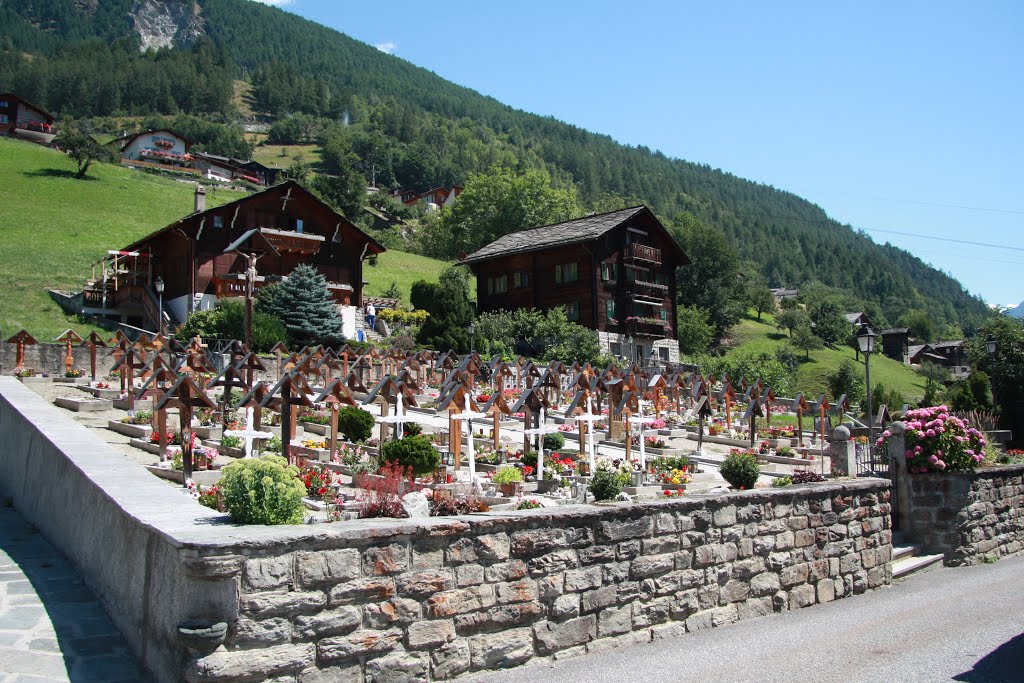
[82,181,385,335]
[0,93,56,144]
[880,328,910,362]
[461,206,689,364]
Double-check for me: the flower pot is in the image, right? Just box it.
[499,482,522,497]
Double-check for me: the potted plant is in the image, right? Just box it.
[492,465,523,496]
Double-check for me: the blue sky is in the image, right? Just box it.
[256,0,1023,309]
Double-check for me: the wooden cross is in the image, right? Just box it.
[509,387,553,462]
[81,332,108,382]
[54,329,83,375]
[111,347,146,411]
[5,330,37,372]
[270,341,289,380]
[135,359,178,461]
[208,363,251,432]
[742,394,764,449]
[263,372,315,465]
[793,393,811,448]
[154,374,217,484]
[315,378,358,461]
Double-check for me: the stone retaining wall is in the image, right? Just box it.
[0,378,893,683]
[1,342,118,377]
[906,465,1024,566]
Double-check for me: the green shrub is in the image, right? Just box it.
[719,451,760,490]
[379,435,440,476]
[543,432,565,451]
[338,406,375,442]
[492,465,523,485]
[589,459,631,501]
[776,446,795,458]
[219,455,306,525]
[771,475,793,487]
[220,435,243,449]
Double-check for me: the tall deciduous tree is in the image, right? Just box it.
[676,305,716,356]
[57,122,114,178]
[671,212,746,339]
[811,301,850,345]
[425,167,582,258]
[791,322,823,359]
[259,264,343,347]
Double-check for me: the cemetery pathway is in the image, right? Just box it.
[0,506,152,683]
[472,553,1024,683]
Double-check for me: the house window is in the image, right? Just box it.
[0,101,8,108]
[514,272,529,288]
[600,262,618,282]
[660,308,668,321]
[213,215,224,229]
[564,301,580,321]
[659,347,670,361]
[487,275,508,295]
[295,219,304,234]
[555,262,578,284]
[0,114,8,125]
[605,299,616,321]
[610,342,622,356]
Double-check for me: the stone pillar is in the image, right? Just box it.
[886,421,911,532]
[829,425,856,477]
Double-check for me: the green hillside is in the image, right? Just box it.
[0,0,992,335]
[724,313,926,402]
[0,137,456,339]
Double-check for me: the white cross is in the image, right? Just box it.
[224,407,274,458]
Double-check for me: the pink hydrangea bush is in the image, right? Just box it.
[877,405,987,473]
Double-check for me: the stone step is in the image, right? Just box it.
[892,552,944,579]
[892,543,921,563]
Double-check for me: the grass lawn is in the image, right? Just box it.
[0,138,245,339]
[723,312,927,403]
[363,250,472,304]
[251,144,322,171]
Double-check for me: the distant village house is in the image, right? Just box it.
[461,206,689,364]
[81,181,384,337]
[111,129,196,174]
[389,185,462,211]
[0,93,56,144]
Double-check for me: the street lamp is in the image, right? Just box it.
[986,334,998,414]
[857,325,876,450]
[154,276,165,334]
[624,334,633,365]
[467,322,475,354]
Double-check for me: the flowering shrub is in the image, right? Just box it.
[300,438,326,449]
[357,461,411,519]
[758,441,771,454]
[719,451,760,490]
[662,489,684,498]
[557,424,577,433]
[878,405,986,473]
[219,455,306,525]
[649,419,667,430]
[65,369,85,378]
[515,498,542,510]
[589,457,631,501]
[197,484,222,510]
[791,470,825,484]
[298,465,335,499]
[122,410,153,425]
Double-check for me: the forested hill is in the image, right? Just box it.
[0,0,991,333]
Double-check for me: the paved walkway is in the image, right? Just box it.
[472,554,1024,683]
[0,506,150,683]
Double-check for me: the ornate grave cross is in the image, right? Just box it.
[6,330,37,372]
[394,367,421,395]
[81,332,108,382]
[224,407,274,459]
[545,360,568,405]
[436,382,481,470]
[815,394,832,448]
[270,341,289,380]
[109,337,130,388]
[111,347,147,412]
[366,347,383,382]
[341,370,369,396]
[612,388,640,463]
[478,390,513,451]
[743,391,764,448]
[234,351,268,389]
[510,387,553,464]
[792,393,812,448]
[692,394,714,453]
[489,360,514,396]
[135,359,178,461]
[54,329,83,376]
[154,373,217,483]
[365,375,420,442]
[399,356,425,389]
[455,355,482,390]
[600,376,624,441]
[534,368,562,408]
[647,373,669,417]
[313,350,342,387]
[264,372,315,465]
[209,363,251,432]
[315,378,358,461]
[763,387,777,427]
[353,354,373,388]
[237,381,273,435]
[564,387,600,471]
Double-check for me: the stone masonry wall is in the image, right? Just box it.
[0,342,118,377]
[187,480,892,682]
[906,465,1024,566]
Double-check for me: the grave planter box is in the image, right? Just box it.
[645,446,684,457]
[299,421,329,436]
[108,420,152,439]
[79,386,121,400]
[17,375,51,384]
[144,465,220,487]
[193,425,222,440]
[293,445,331,463]
[216,444,245,459]
[54,396,110,412]
[53,376,89,384]
[535,479,563,494]
[658,428,689,437]
[113,398,132,410]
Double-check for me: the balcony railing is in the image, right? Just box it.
[626,243,662,264]
[629,279,669,300]
[14,120,57,143]
[260,228,325,256]
[626,318,671,338]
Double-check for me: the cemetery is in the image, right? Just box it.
[0,330,1022,682]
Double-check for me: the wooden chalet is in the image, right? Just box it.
[111,129,196,174]
[461,206,689,364]
[880,328,909,362]
[0,93,56,144]
[390,185,462,210]
[81,181,385,334]
[194,152,278,187]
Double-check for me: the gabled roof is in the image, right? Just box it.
[460,205,689,265]
[881,328,909,335]
[110,128,194,150]
[932,340,964,349]
[0,92,54,122]
[121,180,385,255]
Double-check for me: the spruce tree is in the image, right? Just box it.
[263,264,343,347]
[416,266,474,352]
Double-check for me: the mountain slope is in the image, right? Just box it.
[0,0,992,333]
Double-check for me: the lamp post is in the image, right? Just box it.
[467,322,475,354]
[986,333,998,414]
[154,276,165,335]
[857,325,876,450]
[624,334,633,365]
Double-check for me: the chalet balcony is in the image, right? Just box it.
[626,318,671,338]
[139,148,195,165]
[625,243,662,264]
[627,278,669,301]
[259,228,325,256]
[14,120,56,144]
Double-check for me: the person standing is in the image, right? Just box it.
[366,303,376,332]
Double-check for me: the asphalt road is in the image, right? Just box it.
[471,554,1024,683]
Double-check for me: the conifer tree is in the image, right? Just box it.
[416,266,474,352]
[262,264,343,347]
